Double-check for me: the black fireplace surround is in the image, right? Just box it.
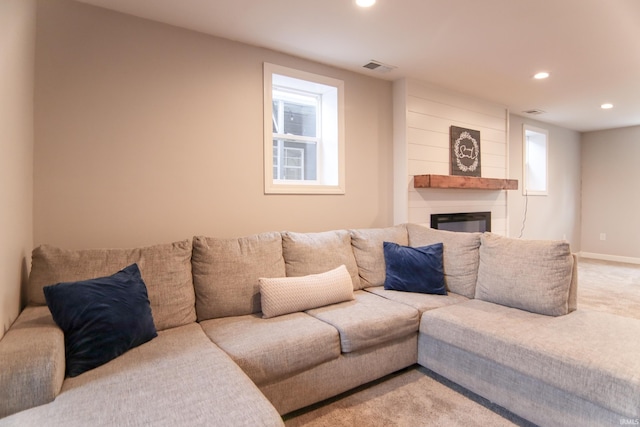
[430,211,491,233]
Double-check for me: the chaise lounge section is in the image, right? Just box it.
[0,224,638,426]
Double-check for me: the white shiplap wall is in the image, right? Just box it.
[393,79,510,235]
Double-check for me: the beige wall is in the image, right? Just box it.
[507,115,581,249]
[0,0,35,339]
[34,0,394,249]
[581,125,640,262]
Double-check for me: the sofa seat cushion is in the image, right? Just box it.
[420,299,640,417]
[305,291,420,353]
[200,312,340,386]
[366,286,469,314]
[0,323,283,427]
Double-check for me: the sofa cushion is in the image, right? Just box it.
[383,242,446,295]
[28,241,195,331]
[305,291,420,353]
[406,224,481,298]
[200,313,340,386]
[192,232,285,320]
[0,323,284,426]
[260,265,354,318]
[43,264,157,377]
[419,299,640,417]
[349,225,408,288]
[282,230,361,290]
[366,286,469,314]
[475,233,574,316]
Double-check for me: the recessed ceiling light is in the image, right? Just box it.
[533,72,550,80]
[601,103,614,109]
[356,0,376,7]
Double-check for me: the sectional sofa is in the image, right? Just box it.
[0,224,638,427]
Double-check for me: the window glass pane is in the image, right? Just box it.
[283,147,304,180]
[283,102,316,137]
[272,144,279,178]
[523,125,548,195]
[272,101,280,133]
[273,139,317,181]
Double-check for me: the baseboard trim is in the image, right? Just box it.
[578,252,640,265]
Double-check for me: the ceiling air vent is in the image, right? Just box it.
[363,60,397,74]
[523,109,546,115]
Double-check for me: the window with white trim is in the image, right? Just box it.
[264,63,345,194]
[523,124,548,196]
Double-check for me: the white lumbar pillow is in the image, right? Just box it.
[260,265,354,318]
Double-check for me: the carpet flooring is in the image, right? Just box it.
[283,257,640,427]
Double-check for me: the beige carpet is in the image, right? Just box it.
[284,257,640,427]
[575,257,640,320]
[284,366,532,427]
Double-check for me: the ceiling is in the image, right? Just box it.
[76,0,640,132]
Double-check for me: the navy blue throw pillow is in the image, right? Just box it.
[44,263,157,377]
[383,242,446,295]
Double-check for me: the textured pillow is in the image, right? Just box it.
[282,230,361,289]
[475,233,574,316]
[383,242,446,295]
[260,265,354,318]
[43,264,157,377]
[350,225,408,288]
[407,223,481,298]
[192,232,285,321]
[29,241,195,331]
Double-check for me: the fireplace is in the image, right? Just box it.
[430,211,491,233]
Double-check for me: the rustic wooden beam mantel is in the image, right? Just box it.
[414,174,518,190]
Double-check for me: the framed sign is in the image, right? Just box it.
[450,126,481,177]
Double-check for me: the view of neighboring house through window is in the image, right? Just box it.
[264,63,345,194]
[272,88,318,181]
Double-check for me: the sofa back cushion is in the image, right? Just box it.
[29,241,195,331]
[192,232,285,320]
[406,224,481,298]
[475,233,575,316]
[350,225,408,288]
[282,230,361,290]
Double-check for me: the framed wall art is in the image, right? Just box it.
[450,126,481,177]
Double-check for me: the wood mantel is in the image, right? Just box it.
[414,174,518,190]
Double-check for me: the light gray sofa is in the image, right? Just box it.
[0,224,638,426]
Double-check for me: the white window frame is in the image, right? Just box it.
[522,124,549,196]
[264,63,345,194]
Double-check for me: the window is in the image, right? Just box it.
[523,124,548,195]
[264,63,345,194]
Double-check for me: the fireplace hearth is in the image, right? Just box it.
[431,212,491,233]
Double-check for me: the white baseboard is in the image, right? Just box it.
[578,252,640,265]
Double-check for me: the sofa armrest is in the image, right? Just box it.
[0,305,65,419]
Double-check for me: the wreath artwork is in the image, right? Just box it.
[450,126,481,177]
